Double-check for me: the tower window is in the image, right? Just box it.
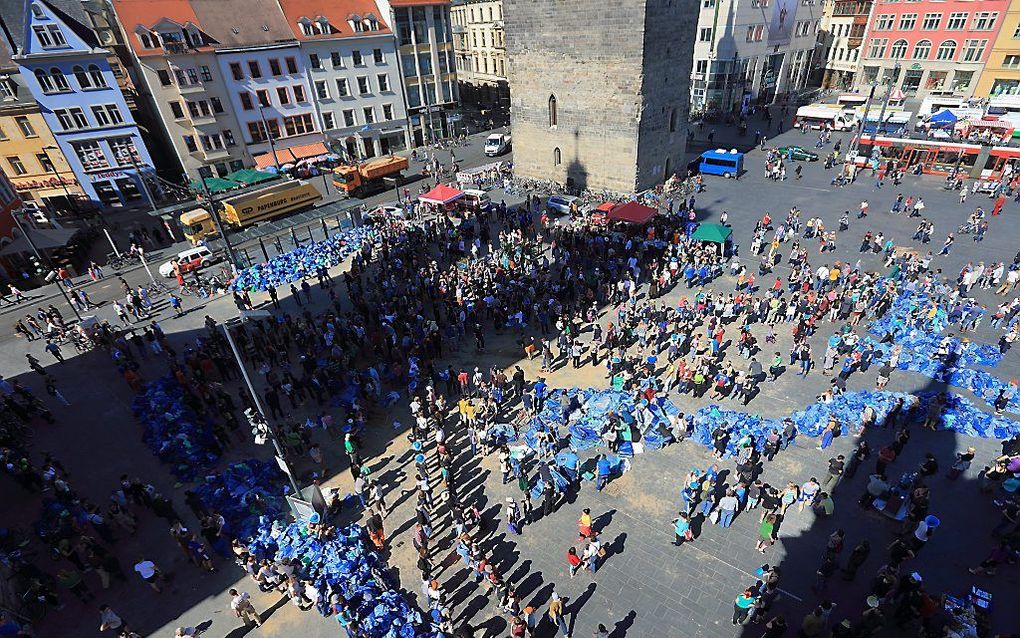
[548,94,557,127]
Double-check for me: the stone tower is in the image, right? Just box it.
[505,0,697,193]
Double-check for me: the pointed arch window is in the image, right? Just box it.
[548,94,557,127]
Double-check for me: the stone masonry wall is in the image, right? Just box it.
[505,0,647,193]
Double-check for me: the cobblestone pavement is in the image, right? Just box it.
[4,120,1018,638]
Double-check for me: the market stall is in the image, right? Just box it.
[607,201,657,225]
[418,184,465,215]
[690,222,733,256]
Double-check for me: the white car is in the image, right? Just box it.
[366,203,407,220]
[158,246,215,278]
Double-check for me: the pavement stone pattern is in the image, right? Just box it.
[3,120,1018,638]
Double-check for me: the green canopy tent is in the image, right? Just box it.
[188,177,239,194]
[225,168,276,186]
[691,223,732,244]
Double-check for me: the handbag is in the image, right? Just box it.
[597,547,607,558]
[684,528,694,541]
[709,510,720,524]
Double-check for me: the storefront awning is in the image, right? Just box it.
[608,201,657,225]
[419,184,464,205]
[253,142,329,169]
[224,169,276,186]
[189,177,240,194]
[0,226,79,256]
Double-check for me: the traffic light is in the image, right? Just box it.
[245,408,269,445]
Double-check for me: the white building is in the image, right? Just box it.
[451,0,507,109]
[278,0,409,159]
[691,0,822,114]
[815,0,872,90]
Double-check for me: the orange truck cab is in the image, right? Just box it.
[333,155,409,198]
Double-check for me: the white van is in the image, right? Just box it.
[484,133,511,156]
[461,189,492,212]
[158,245,215,277]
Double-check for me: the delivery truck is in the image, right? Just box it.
[793,105,857,131]
[180,179,322,244]
[332,155,408,197]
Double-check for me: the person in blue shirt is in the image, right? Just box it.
[596,455,612,491]
[672,512,691,546]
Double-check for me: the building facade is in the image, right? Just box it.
[855,0,1008,98]
[384,0,459,145]
[278,0,409,160]
[506,0,696,193]
[0,38,84,211]
[112,0,248,182]
[974,0,1020,97]
[690,0,822,114]
[451,0,507,109]
[0,0,157,209]
[816,0,872,89]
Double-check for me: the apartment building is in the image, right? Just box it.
[691,0,823,114]
[856,0,1008,98]
[278,0,409,159]
[451,0,507,109]
[816,0,873,89]
[974,0,1020,97]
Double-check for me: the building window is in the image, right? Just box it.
[961,39,987,62]
[283,113,314,136]
[972,12,998,31]
[342,109,355,126]
[699,27,713,42]
[382,103,393,120]
[277,87,290,104]
[247,60,262,78]
[109,137,140,166]
[314,80,329,99]
[874,14,894,30]
[293,85,306,102]
[1004,55,1020,70]
[170,101,184,118]
[377,74,389,92]
[210,97,223,113]
[952,70,974,92]
[322,112,335,129]
[866,38,887,58]
[72,140,109,170]
[669,108,677,133]
[357,76,369,94]
[548,94,557,127]
[373,48,384,64]
[6,156,27,175]
[183,135,197,152]
[352,50,363,66]
[898,13,916,30]
[15,116,36,137]
[31,3,45,18]
[889,39,908,59]
[92,104,124,126]
[912,39,931,60]
[239,92,254,110]
[246,121,265,143]
[33,24,66,48]
[362,107,375,124]
[946,12,966,30]
[553,147,561,166]
[256,89,270,107]
[331,51,344,68]
[200,65,213,82]
[1014,23,1020,39]
[54,107,88,130]
[285,57,298,73]
[936,39,957,61]
[229,62,243,80]
[309,53,321,69]
[223,130,235,146]
[336,78,349,97]
[269,59,282,76]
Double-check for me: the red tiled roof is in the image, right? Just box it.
[277,0,392,40]
[110,0,210,57]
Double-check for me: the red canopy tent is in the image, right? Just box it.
[608,201,657,225]
[419,184,465,205]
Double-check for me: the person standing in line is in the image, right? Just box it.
[717,489,740,528]
[732,589,757,625]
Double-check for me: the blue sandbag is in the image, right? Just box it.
[131,376,220,480]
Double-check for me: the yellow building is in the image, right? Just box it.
[975,0,1020,97]
[1,42,84,212]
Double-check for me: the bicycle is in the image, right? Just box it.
[105,252,140,270]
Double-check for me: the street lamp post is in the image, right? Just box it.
[257,104,282,173]
[10,210,83,321]
[40,146,76,214]
[222,320,301,495]
[198,176,241,272]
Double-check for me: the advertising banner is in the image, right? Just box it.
[768,0,798,46]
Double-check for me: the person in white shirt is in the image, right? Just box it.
[229,588,262,627]
[98,605,122,632]
[717,490,740,528]
[133,559,161,592]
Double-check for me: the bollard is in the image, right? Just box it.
[321,217,328,237]
[290,227,299,246]
[259,237,269,261]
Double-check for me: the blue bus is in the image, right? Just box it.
[696,149,744,177]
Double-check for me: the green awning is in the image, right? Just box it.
[225,169,276,185]
[189,177,239,194]
[691,223,732,244]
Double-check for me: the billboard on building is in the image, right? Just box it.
[768,0,798,46]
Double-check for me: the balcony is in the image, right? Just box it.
[189,112,218,127]
[203,147,231,161]
[178,81,205,95]
[162,41,189,56]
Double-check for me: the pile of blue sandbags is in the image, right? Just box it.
[921,392,1020,439]
[248,521,440,637]
[131,376,219,481]
[193,460,286,542]
[231,226,378,293]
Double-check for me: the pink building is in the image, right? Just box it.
[855,0,1008,99]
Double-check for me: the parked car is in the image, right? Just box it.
[366,203,407,221]
[158,246,216,278]
[778,145,819,161]
[546,195,579,215]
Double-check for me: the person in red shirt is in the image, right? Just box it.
[566,547,582,578]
